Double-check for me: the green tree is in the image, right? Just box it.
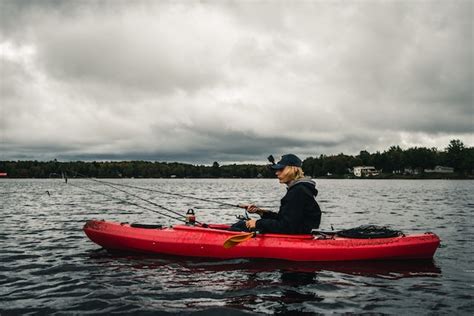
[446,139,465,172]
[357,150,372,166]
[404,147,437,170]
[211,161,220,178]
[384,146,404,173]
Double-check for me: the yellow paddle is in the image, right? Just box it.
[223,232,256,249]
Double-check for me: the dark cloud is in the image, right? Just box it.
[1,1,472,162]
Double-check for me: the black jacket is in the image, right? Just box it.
[255,178,321,234]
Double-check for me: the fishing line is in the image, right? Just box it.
[71,172,249,209]
[70,173,200,222]
[65,180,187,224]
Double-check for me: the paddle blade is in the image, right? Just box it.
[223,232,254,249]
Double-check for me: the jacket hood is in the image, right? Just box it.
[287,177,318,196]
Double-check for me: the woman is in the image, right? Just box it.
[237,154,322,234]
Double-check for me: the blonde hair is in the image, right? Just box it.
[286,166,305,181]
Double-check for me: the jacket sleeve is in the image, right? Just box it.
[261,211,278,219]
[255,187,310,234]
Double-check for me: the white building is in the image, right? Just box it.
[353,166,380,177]
[404,167,421,175]
[424,166,454,173]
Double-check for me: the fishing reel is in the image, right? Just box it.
[235,209,250,221]
[185,208,196,225]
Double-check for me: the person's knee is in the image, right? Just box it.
[229,220,250,232]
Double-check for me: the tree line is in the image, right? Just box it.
[1,139,472,179]
[303,139,472,178]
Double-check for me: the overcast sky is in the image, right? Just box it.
[1,0,472,164]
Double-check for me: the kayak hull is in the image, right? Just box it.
[83,220,440,262]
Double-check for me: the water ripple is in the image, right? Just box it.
[1,179,473,314]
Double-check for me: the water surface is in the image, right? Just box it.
[1,179,473,314]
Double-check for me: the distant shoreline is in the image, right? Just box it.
[1,175,472,180]
[1,138,472,179]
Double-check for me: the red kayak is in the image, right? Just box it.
[83,220,440,262]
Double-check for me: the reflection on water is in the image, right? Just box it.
[90,250,442,280]
[85,250,443,314]
[1,179,472,314]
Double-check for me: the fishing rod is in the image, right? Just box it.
[63,173,208,225]
[65,181,187,223]
[70,172,270,212]
[67,172,205,224]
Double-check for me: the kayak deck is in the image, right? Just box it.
[83,220,440,262]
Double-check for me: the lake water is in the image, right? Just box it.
[1,179,473,315]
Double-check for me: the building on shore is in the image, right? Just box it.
[353,166,380,177]
[403,167,421,175]
[424,166,454,173]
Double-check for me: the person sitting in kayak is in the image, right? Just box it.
[232,154,321,234]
